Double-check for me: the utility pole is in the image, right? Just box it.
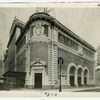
[58,56,64,92]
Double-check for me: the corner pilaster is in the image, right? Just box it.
[52,43,58,85]
[75,70,78,86]
[81,71,84,85]
[48,42,52,84]
[25,44,30,86]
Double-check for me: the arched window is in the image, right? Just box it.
[44,25,48,37]
[30,26,34,38]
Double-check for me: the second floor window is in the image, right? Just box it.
[30,26,34,38]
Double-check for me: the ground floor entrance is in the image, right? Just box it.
[84,77,87,85]
[70,76,75,86]
[35,73,42,89]
[78,77,81,86]
[16,77,25,87]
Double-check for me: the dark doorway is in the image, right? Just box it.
[16,77,25,87]
[84,77,87,85]
[21,78,25,87]
[35,73,42,88]
[70,76,74,86]
[78,77,81,86]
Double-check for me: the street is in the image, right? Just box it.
[9,86,100,92]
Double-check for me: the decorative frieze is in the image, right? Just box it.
[58,32,94,59]
[83,47,94,58]
[58,32,78,52]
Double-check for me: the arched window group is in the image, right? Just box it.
[67,63,89,86]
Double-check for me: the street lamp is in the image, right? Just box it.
[58,56,64,92]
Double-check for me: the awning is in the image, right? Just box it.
[3,71,26,77]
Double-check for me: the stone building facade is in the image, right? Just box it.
[3,12,96,89]
[95,45,100,86]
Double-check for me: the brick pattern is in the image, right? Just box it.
[48,43,52,84]
[16,50,25,72]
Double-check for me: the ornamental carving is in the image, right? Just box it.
[58,32,78,51]
[78,45,83,54]
[34,22,44,36]
[31,58,46,66]
[60,35,64,43]
[30,22,49,37]
[68,39,71,47]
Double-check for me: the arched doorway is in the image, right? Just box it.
[77,68,82,86]
[70,66,76,86]
[84,69,88,85]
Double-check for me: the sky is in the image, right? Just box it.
[0,4,100,54]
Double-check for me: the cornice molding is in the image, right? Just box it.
[16,13,96,52]
[7,17,25,48]
[16,45,26,58]
[25,36,95,62]
[53,41,95,62]
[28,36,52,45]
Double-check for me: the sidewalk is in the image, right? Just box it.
[10,86,100,92]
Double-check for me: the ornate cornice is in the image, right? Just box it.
[53,41,95,62]
[16,12,96,52]
[28,36,52,45]
[7,17,25,48]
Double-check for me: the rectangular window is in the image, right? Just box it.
[17,36,26,53]
[44,25,48,37]
[30,27,34,38]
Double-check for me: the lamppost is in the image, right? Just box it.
[58,56,64,92]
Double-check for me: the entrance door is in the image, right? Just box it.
[78,77,81,86]
[84,77,87,85]
[35,73,42,88]
[70,76,74,86]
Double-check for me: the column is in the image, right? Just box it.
[81,71,84,85]
[67,68,70,85]
[48,43,52,84]
[25,45,30,87]
[87,73,90,85]
[52,44,58,84]
[75,69,78,86]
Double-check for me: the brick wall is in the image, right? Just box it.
[30,42,48,71]
[7,33,16,71]
[17,50,25,72]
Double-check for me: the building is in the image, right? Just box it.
[95,45,100,86]
[3,11,96,89]
[0,42,5,83]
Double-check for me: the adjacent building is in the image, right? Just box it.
[0,42,5,83]
[95,45,100,86]
[3,12,96,89]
